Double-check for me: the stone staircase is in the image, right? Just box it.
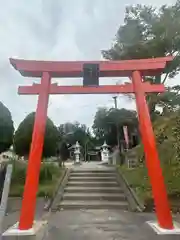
[57,168,129,210]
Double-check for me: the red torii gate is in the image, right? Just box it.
[10,57,174,231]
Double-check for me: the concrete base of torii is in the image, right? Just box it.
[2,220,47,236]
[147,221,180,235]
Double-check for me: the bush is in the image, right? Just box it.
[130,110,180,165]
[12,164,26,184]
[39,163,59,183]
[10,161,61,197]
[120,162,180,211]
[120,110,180,211]
[12,162,60,184]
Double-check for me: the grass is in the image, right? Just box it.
[9,160,62,198]
[119,165,151,203]
[119,162,180,212]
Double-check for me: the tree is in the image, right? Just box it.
[92,108,108,142]
[59,141,69,160]
[158,86,180,111]
[56,141,70,166]
[92,107,138,146]
[102,1,180,115]
[58,122,96,159]
[0,102,14,154]
[58,122,93,147]
[14,112,59,158]
[147,85,180,120]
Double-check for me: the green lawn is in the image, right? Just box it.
[119,162,180,211]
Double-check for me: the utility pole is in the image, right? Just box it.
[84,139,88,162]
[113,96,117,109]
[112,96,120,148]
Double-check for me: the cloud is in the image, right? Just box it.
[0,0,177,129]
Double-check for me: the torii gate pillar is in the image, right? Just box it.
[19,72,51,230]
[132,71,173,230]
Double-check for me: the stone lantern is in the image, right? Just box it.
[74,141,81,164]
[101,141,109,163]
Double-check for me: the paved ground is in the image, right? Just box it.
[32,209,180,240]
[3,198,46,229]
[2,208,180,240]
[2,198,47,239]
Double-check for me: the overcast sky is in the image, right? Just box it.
[0,0,177,129]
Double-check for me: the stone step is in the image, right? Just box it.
[68,177,117,182]
[67,181,118,187]
[70,173,115,177]
[58,200,128,210]
[64,186,124,193]
[71,170,115,174]
[63,193,126,201]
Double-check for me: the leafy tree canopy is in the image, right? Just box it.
[13,112,59,158]
[102,1,180,81]
[0,102,14,154]
[92,107,138,146]
[58,122,93,147]
[102,1,180,118]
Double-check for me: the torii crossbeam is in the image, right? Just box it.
[9,56,175,233]
[18,82,165,95]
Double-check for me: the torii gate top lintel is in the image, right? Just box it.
[10,56,173,78]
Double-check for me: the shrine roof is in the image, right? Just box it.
[10,56,173,78]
